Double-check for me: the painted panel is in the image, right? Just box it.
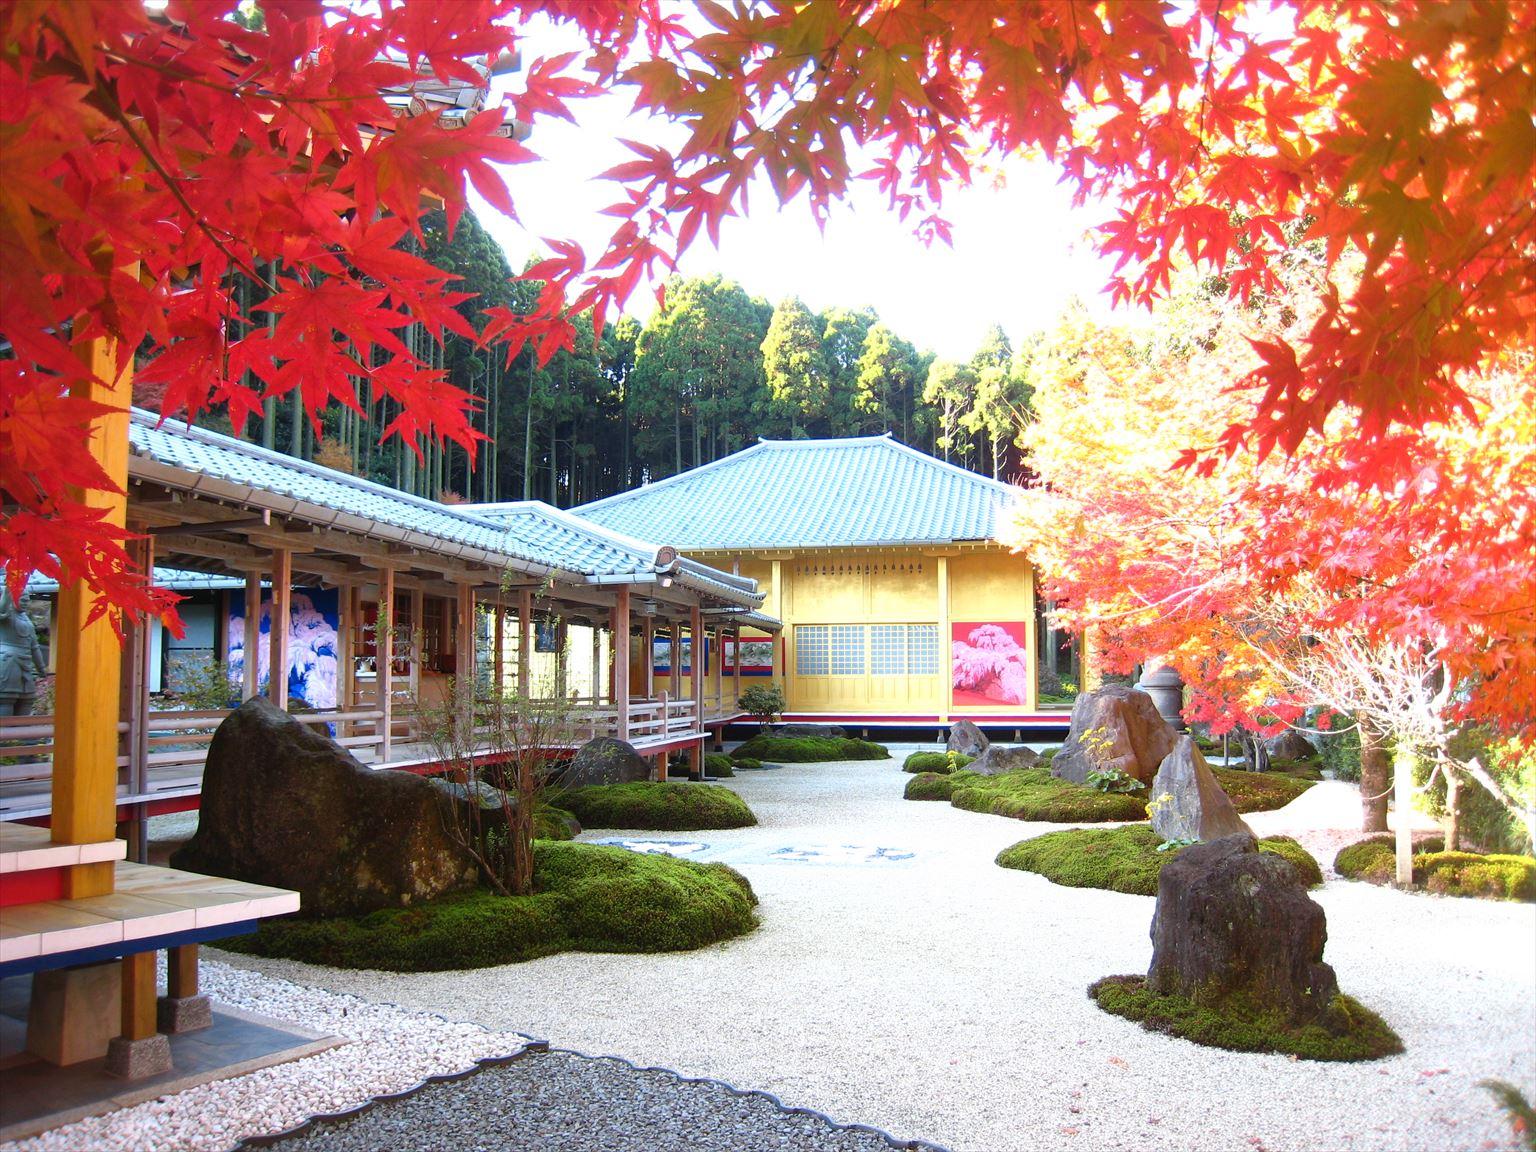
[725,633,775,677]
[951,622,1031,708]
[228,588,339,708]
[948,552,1031,619]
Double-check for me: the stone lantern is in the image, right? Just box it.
[1136,658,1186,731]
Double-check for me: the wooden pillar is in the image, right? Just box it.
[590,624,601,700]
[689,605,704,776]
[242,570,261,700]
[267,548,291,709]
[119,534,153,864]
[642,615,655,697]
[120,952,156,1043]
[612,587,631,743]
[167,944,199,1000]
[517,589,532,698]
[377,568,395,763]
[711,625,724,718]
[337,584,355,732]
[656,690,668,783]
[555,617,569,697]
[52,335,132,897]
[669,624,682,700]
[936,555,950,723]
[409,586,425,706]
[455,583,475,734]
[493,603,505,695]
[732,625,743,712]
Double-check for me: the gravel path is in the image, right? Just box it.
[259,1050,924,1152]
[214,746,1536,1152]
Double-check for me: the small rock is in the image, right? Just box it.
[947,719,989,757]
[558,736,654,786]
[969,744,1040,776]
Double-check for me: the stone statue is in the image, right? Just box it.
[0,587,47,716]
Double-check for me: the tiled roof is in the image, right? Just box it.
[573,435,1013,550]
[126,411,762,609]
[24,567,254,596]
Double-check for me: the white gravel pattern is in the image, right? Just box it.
[214,747,1536,1152]
[1,961,525,1152]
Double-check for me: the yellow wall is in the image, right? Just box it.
[696,546,1036,718]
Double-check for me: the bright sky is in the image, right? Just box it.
[469,68,1122,363]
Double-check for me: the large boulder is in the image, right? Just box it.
[947,719,989,757]
[970,744,1040,777]
[1148,737,1252,842]
[558,736,652,787]
[1149,834,1338,1026]
[1051,685,1178,786]
[768,723,847,739]
[1266,729,1317,761]
[171,698,476,916]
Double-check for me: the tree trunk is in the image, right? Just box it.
[1359,721,1389,832]
[1239,730,1270,773]
[523,354,534,501]
[1393,744,1416,886]
[1442,763,1460,852]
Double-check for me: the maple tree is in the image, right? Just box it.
[1003,266,1536,870]
[3,0,1532,631]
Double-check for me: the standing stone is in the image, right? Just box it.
[969,744,1040,776]
[1149,737,1253,842]
[1266,729,1317,761]
[171,698,477,916]
[1149,835,1339,1026]
[558,736,653,786]
[1051,685,1178,785]
[947,719,990,757]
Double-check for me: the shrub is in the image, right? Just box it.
[730,757,763,770]
[904,772,957,801]
[1418,851,1536,901]
[556,782,756,831]
[1210,766,1315,812]
[996,826,1322,895]
[1333,835,1534,901]
[703,752,735,778]
[737,683,785,724]
[1089,976,1402,1061]
[947,768,1149,823]
[222,842,758,971]
[731,735,891,763]
[902,750,973,774]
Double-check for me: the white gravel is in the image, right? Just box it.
[215,746,1536,1152]
[1,961,526,1152]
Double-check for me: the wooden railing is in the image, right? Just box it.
[0,707,387,812]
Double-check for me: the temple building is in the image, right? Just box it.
[570,434,1077,737]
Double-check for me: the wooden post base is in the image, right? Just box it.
[25,961,121,1066]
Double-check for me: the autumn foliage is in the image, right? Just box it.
[2,0,1533,634]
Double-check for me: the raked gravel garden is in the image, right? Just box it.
[8,745,1535,1152]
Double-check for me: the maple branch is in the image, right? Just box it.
[1195,1,1223,156]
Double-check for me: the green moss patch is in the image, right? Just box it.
[1089,975,1403,1061]
[221,841,758,971]
[532,804,580,841]
[731,735,890,763]
[1335,835,1535,901]
[947,768,1149,823]
[902,750,973,774]
[1210,766,1316,812]
[556,782,756,831]
[996,826,1322,895]
[730,757,763,770]
[704,752,735,778]
[904,771,957,801]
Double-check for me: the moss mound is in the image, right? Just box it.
[948,768,1149,823]
[1335,835,1535,901]
[1089,975,1403,1061]
[703,752,735,778]
[730,757,763,770]
[904,771,956,801]
[1210,766,1316,812]
[221,842,758,971]
[532,804,580,841]
[557,782,756,831]
[902,750,973,774]
[997,826,1322,895]
[731,735,890,763]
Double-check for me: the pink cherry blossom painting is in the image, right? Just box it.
[951,622,1031,708]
